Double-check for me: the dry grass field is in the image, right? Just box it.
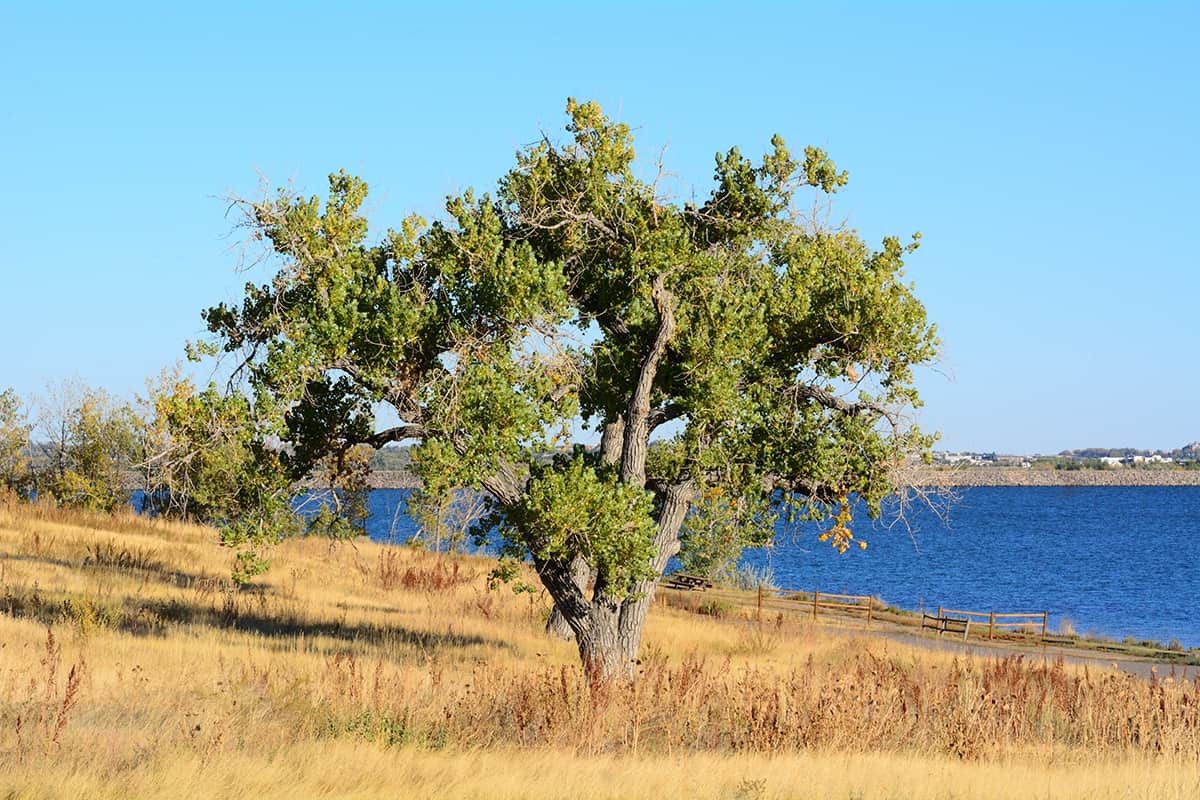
[2,498,1199,799]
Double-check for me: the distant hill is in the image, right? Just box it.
[369,444,413,471]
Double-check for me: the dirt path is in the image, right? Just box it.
[844,618,1191,681]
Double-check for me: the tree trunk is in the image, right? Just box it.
[576,601,641,683]
[594,480,694,682]
[535,480,694,685]
[545,605,574,640]
[545,555,590,639]
[545,413,623,640]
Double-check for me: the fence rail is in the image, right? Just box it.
[936,607,1048,641]
[778,590,876,626]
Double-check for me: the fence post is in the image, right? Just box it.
[757,584,763,624]
[866,597,873,627]
[813,591,819,622]
[989,611,995,640]
[1042,611,1048,641]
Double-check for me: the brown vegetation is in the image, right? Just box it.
[2,501,1199,798]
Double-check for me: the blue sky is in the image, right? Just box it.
[1,2,1196,453]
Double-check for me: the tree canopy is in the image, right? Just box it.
[193,99,938,681]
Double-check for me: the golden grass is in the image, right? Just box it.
[2,500,1200,798]
[5,746,1200,800]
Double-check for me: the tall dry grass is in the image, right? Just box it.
[2,500,1199,798]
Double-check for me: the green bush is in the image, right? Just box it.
[696,600,735,618]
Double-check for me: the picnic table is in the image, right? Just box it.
[662,573,713,591]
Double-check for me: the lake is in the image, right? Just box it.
[357,486,1200,647]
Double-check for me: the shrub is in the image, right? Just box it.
[725,563,776,592]
[696,600,735,618]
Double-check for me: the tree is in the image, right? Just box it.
[35,381,140,512]
[197,99,938,682]
[676,490,777,583]
[139,367,303,581]
[0,388,32,493]
[408,487,488,551]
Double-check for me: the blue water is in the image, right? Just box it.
[351,487,1200,647]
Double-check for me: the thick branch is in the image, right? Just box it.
[545,554,591,639]
[648,479,696,573]
[478,458,526,506]
[612,479,696,640]
[364,424,429,449]
[429,436,527,506]
[785,383,896,424]
[554,414,624,617]
[646,402,684,431]
[599,415,625,466]
[596,311,633,344]
[620,274,676,486]
[761,473,824,501]
[531,554,592,630]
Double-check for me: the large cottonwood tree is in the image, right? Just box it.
[199,100,938,682]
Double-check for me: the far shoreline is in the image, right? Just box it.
[359,467,1200,490]
[918,466,1200,488]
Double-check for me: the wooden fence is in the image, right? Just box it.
[933,606,1048,641]
[775,593,1048,641]
[922,612,971,640]
[778,590,876,626]
[666,578,1051,643]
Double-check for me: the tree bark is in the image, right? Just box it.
[613,479,694,666]
[545,555,589,639]
[575,598,640,684]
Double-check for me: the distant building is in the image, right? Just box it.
[1129,454,1172,464]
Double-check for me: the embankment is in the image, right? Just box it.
[924,467,1200,487]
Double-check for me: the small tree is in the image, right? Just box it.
[408,487,488,552]
[677,490,777,583]
[140,368,302,581]
[0,388,32,493]
[197,100,938,682]
[35,381,140,512]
